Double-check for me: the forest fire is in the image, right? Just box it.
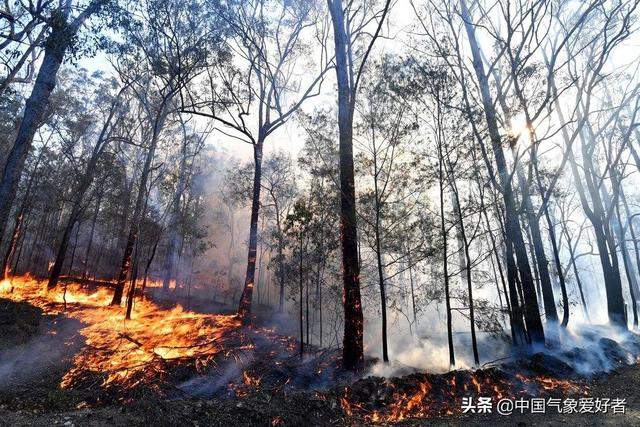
[3,0,640,424]
[0,275,241,397]
[0,274,636,425]
[339,368,589,423]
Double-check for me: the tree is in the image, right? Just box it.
[0,0,112,247]
[181,0,330,325]
[109,0,214,305]
[285,199,313,357]
[354,59,419,363]
[326,0,392,371]
[47,77,127,289]
[457,0,544,343]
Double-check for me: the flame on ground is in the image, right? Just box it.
[340,369,588,423]
[0,275,240,396]
[1,274,590,422]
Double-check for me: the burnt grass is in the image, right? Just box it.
[1,298,640,426]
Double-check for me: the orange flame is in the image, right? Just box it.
[1,275,240,394]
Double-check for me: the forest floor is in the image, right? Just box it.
[1,286,639,426]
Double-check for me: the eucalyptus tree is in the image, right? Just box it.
[298,110,342,347]
[326,0,392,370]
[260,151,298,313]
[181,0,330,324]
[354,59,419,363]
[46,76,128,289]
[451,0,545,343]
[0,0,114,248]
[109,0,216,305]
[218,150,298,311]
[0,0,53,94]
[160,120,207,293]
[548,5,640,328]
[284,199,313,356]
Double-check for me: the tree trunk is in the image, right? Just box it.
[0,0,104,243]
[0,21,71,244]
[111,102,168,306]
[162,142,189,293]
[446,153,479,366]
[561,219,591,322]
[48,105,116,289]
[621,183,640,325]
[125,243,141,320]
[82,191,102,279]
[438,139,455,369]
[372,132,389,363]
[237,141,264,324]
[406,246,418,325]
[460,0,544,343]
[519,173,558,324]
[68,222,81,276]
[328,0,364,370]
[567,143,626,327]
[299,233,304,357]
[141,238,159,298]
[277,232,285,313]
[543,206,570,327]
[607,172,638,327]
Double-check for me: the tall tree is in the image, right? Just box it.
[326,0,392,370]
[458,0,545,343]
[0,0,110,247]
[182,0,329,324]
[110,0,212,305]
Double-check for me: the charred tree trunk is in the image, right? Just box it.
[446,153,479,366]
[438,138,455,369]
[406,246,418,325]
[112,101,168,306]
[483,208,515,342]
[67,222,81,276]
[125,243,141,320]
[277,229,285,313]
[305,247,310,347]
[141,238,159,298]
[566,139,626,327]
[299,233,304,357]
[372,129,389,363]
[621,184,640,325]
[519,171,558,325]
[237,141,264,324]
[82,190,103,279]
[328,0,364,370]
[608,171,638,327]
[543,206,570,327]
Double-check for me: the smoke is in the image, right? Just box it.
[0,307,84,390]
[364,304,512,377]
[362,295,640,379]
[178,356,248,397]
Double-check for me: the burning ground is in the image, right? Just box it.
[1,276,640,426]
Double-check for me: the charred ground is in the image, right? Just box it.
[1,279,639,426]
